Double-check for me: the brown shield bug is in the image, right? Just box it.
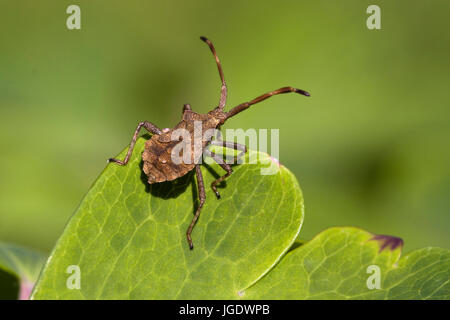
[108,36,310,250]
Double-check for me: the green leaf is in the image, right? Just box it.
[0,243,46,300]
[30,138,449,300]
[245,227,450,299]
[31,137,304,299]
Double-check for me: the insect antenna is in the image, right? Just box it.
[225,86,310,119]
[200,36,227,111]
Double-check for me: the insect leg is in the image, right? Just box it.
[108,121,162,166]
[205,149,233,200]
[182,103,192,113]
[200,36,227,111]
[186,165,206,250]
[225,87,310,119]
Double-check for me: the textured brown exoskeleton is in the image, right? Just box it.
[108,37,310,250]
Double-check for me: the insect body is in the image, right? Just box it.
[142,108,225,184]
[108,37,310,250]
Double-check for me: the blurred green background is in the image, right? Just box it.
[0,1,449,253]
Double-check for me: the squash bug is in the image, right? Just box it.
[108,37,310,250]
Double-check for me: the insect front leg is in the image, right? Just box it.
[186,165,206,250]
[204,149,233,200]
[182,103,192,113]
[108,121,162,166]
[211,160,232,200]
